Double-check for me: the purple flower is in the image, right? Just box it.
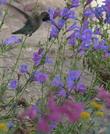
[67,70,81,80]
[50,25,59,38]
[66,23,79,32]
[60,8,75,19]
[45,56,53,64]
[8,80,18,90]
[48,8,61,28]
[32,48,44,66]
[101,45,109,52]
[81,29,93,42]
[68,35,76,46]
[60,8,69,18]
[3,36,22,45]
[81,20,89,31]
[57,18,66,29]
[74,29,81,39]
[84,8,93,17]
[19,64,28,74]
[48,8,56,21]
[66,70,81,89]
[34,71,48,83]
[51,75,64,87]
[49,121,57,130]
[99,40,108,52]
[93,37,100,50]
[94,6,104,19]
[67,29,80,46]
[80,41,91,50]
[70,0,80,8]
[93,38,108,52]
[104,51,110,58]
[103,0,110,12]
[49,7,75,39]
[0,0,7,4]
[48,8,60,20]
[67,77,75,90]
[76,83,86,93]
[7,121,14,129]
[57,89,66,97]
[94,27,101,35]
[105,13,110,24]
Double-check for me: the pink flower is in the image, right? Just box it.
[37,118,49,133]
[37,97,84,133]
[48,110,61,122]
[48,97,62,122]
[48,97,58,112]
[97,85,109,99]
[48,98,84,123]
[97,86,110,108]
[25,105,37,120]
[60,100,84,123]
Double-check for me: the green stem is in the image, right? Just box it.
[10,36,27,78]
[53,39,62,74]
[0,0,13,29]
[60,40,66,76]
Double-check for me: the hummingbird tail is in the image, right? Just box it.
[12,29,25,35]
[12,30,21,34]
[12,31,18,34]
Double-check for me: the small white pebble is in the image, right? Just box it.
[26,47,34,52]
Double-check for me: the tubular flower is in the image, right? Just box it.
[19,64,28,74]
[8,80,18,90]
[49,7,75,39]
[66,70,81,89]
[65,0,80,8]
[51,75,64,87]
[3,36,22,45]
[34,71,48,84]
[32,48,45,66]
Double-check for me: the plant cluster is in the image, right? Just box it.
[0,0,110,134]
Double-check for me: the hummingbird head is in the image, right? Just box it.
[40,12,50,21]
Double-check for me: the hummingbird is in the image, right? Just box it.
[6,3,50,36]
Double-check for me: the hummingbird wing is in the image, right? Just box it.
[6,3,30,23]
